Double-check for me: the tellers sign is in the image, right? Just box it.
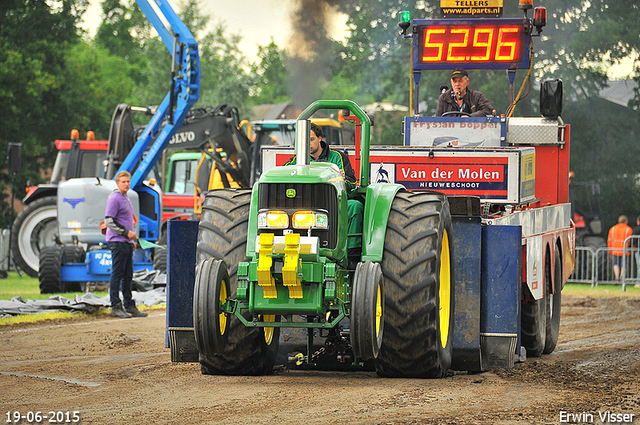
[440,0,503,18]
[412,19,530,70]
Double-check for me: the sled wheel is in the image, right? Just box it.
[522,251,549,357]
[375,190,454,378]
[351,261,384,361]
[194,258,230,357]
[39,245,63,294]
[196,189,279,375]
[544,249,562,354]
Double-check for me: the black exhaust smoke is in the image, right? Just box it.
[287,0,347,107]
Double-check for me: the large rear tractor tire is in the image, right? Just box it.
[544,249,562,354]
[195,189,279,375]
[11,196,58,277]
[39,245,63,294]
[351,261,384,361]
[153,245,167,273]
[375,191,454,378]
[521,251,549,357]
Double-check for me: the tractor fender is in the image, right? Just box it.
[361,183,404,263]
[23,184,58,205]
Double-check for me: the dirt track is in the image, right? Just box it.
[1,293,639,425]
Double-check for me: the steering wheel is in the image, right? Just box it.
[441,111,470,117]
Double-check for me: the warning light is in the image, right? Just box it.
[70,129,79,139]
[519,0,533,10]
[420,24,524,64]
[398,11,411,35]
[533,7,547,33]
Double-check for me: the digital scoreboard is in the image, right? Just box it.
[412,18,531,70]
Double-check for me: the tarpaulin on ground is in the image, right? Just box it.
[132,269,166,291]
[0,270,167,318]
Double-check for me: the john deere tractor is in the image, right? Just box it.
[192,100,453,377]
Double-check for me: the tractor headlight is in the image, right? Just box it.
[258,211,289,229]
[292,211,328,230]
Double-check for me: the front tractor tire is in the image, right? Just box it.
[351,261,384,361]
[11,196,59,277]
[195,189,279,375]
[194,258,230,358]
[375,191,454,378]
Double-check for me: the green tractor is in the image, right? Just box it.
[192,100,454,377]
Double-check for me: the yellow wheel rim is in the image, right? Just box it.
[439,229,451,348]
[262,315,276,345]
[219,278,228,335]
[375,281,382,338]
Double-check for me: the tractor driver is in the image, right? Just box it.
[436,68,495,117]
[283,123,363,269]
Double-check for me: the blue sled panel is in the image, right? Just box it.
[481,224,521,369]
[166,220,199,362]
[451,219,482,372]
[60,248,151,282]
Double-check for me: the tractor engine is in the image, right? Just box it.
[257,182,340,255]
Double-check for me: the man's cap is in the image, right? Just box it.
[451,68,468,79]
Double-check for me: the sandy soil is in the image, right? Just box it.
[1,293,639,425]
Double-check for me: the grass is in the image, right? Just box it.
[3,273,640,303]
[0,271,107,300]
[1,273,638,326]
[0,310,105,326]
[0,271,163,326]
[564,282,640,297]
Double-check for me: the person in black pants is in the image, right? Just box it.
[104,171,147,318]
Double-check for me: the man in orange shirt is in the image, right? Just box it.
[608,215,633,281]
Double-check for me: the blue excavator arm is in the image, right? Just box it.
[118,0,200,189]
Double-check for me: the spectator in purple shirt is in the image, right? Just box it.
[105,171,147,318]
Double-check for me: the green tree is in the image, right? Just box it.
[537,0,640,228]
[0,0,88,227]
[131,0,253,113]
[131,36,168,105]
[94,0,150,85]
[250,40,289,105]
[197,21,252,112]
[325,2,415,106]
[63,42,140,136]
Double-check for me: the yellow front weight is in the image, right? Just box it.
[257,233,277,299]
[282,233,303,299]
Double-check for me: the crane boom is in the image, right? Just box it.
[118,0,200,189]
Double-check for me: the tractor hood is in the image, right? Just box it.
[259,163,346,194]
